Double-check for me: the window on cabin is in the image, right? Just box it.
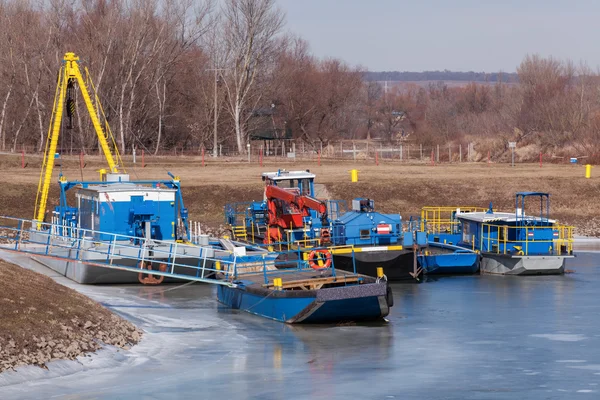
[360,229,370,239]
[300,179,311,196]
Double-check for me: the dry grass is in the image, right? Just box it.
[1,153,598,234]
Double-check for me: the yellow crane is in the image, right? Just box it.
[34,52,125,225]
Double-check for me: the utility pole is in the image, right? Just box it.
[213,69,218,158]
[207,68,227,158]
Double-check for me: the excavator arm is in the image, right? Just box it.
[297,195,327,216]
[34,52,123,225]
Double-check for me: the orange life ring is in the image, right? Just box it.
[308,249,332,270]
[138,261,167,285]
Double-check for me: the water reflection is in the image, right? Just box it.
[284,322,393,364]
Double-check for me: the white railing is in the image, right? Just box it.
[0,216,245,286]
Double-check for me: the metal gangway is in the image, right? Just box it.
[0,216,278,287]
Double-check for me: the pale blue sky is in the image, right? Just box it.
[277,0,600,72]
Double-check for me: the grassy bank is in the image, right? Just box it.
[0,260,141,372]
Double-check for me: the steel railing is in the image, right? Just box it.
[479,222,574,256]
[420,206,487,234]
[0,216,243,286]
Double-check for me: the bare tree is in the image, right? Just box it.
[220,0,285,154]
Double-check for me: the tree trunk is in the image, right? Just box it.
[0,87,13,151]
[11,95,35,152]
[234,103,245,154]
[154,80,166,155]
[34,91,44,152]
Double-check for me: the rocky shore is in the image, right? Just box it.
[0,260,141,373]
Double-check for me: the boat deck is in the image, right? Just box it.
[238,268,363,290]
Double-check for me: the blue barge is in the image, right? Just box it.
[455,192,574,275]
[216,267,391,323]
[418,206,485,275]
[225,170,425,282]
[421,193,574,275]
[417,242,479,275]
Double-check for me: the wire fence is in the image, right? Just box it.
[3,139,597,166]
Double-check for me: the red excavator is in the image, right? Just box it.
[264,184,330,245]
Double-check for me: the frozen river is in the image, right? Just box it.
[1,252,600,399]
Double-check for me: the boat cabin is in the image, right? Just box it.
[53,173,182,242]
[261,170,315,197]
[331,198,402,246]
[456,192,571,256]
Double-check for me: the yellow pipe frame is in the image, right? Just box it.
[35,52,121,225]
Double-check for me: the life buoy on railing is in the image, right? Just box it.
[138,261,167,285]
[308,249,332,270]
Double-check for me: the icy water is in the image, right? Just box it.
[1,253,600,399]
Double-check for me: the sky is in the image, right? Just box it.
[277,0,600,73]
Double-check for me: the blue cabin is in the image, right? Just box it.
[52,173,188,242]
[456,192,571,256]
[331,198,402,246]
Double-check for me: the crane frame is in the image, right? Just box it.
[34,52,124,225]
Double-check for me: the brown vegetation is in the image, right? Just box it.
[0,2,596,162]
[0,153,598,235]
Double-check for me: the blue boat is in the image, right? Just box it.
[225,170,425,282]
[214,247,393,324]
[418,242,479,275]
[455,192,575,275]
[420,193,575,275]
[216,271,391,324]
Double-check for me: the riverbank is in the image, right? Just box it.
[0,260,142,373]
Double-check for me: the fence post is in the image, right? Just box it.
[539,152,542,168]
[375,150,379,166]
[79,150,84,169]
[448,143,451,163]
[202,147,205,167]
[21,150,25,168]
[459,144,462,163]
[420,143,423,160]
[487,150,490,165]
[436,144,439,163]
[260,146,263,167]
[142,150,145,168]
[431,149,434,166]
[400,144,403,161]
[318,150,321,166]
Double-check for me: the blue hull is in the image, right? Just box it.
[419,243,480,275]
[217,282,390,324]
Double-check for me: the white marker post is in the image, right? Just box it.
[509,142,516,167]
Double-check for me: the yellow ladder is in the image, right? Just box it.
[232,225,248,240]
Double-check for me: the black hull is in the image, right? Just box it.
[333,250,422,283]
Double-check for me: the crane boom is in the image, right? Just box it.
[34,52,123,225]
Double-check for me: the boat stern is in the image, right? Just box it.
[481,254,572,275]
[287,282,391,324]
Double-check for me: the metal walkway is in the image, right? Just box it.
[0,216,255,287]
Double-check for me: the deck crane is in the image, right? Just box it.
[264,184,330,245]
[34,52,125,226]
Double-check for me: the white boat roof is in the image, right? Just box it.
[262,170,315,181]
[456,211,556,224]
[79,183,176,194]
